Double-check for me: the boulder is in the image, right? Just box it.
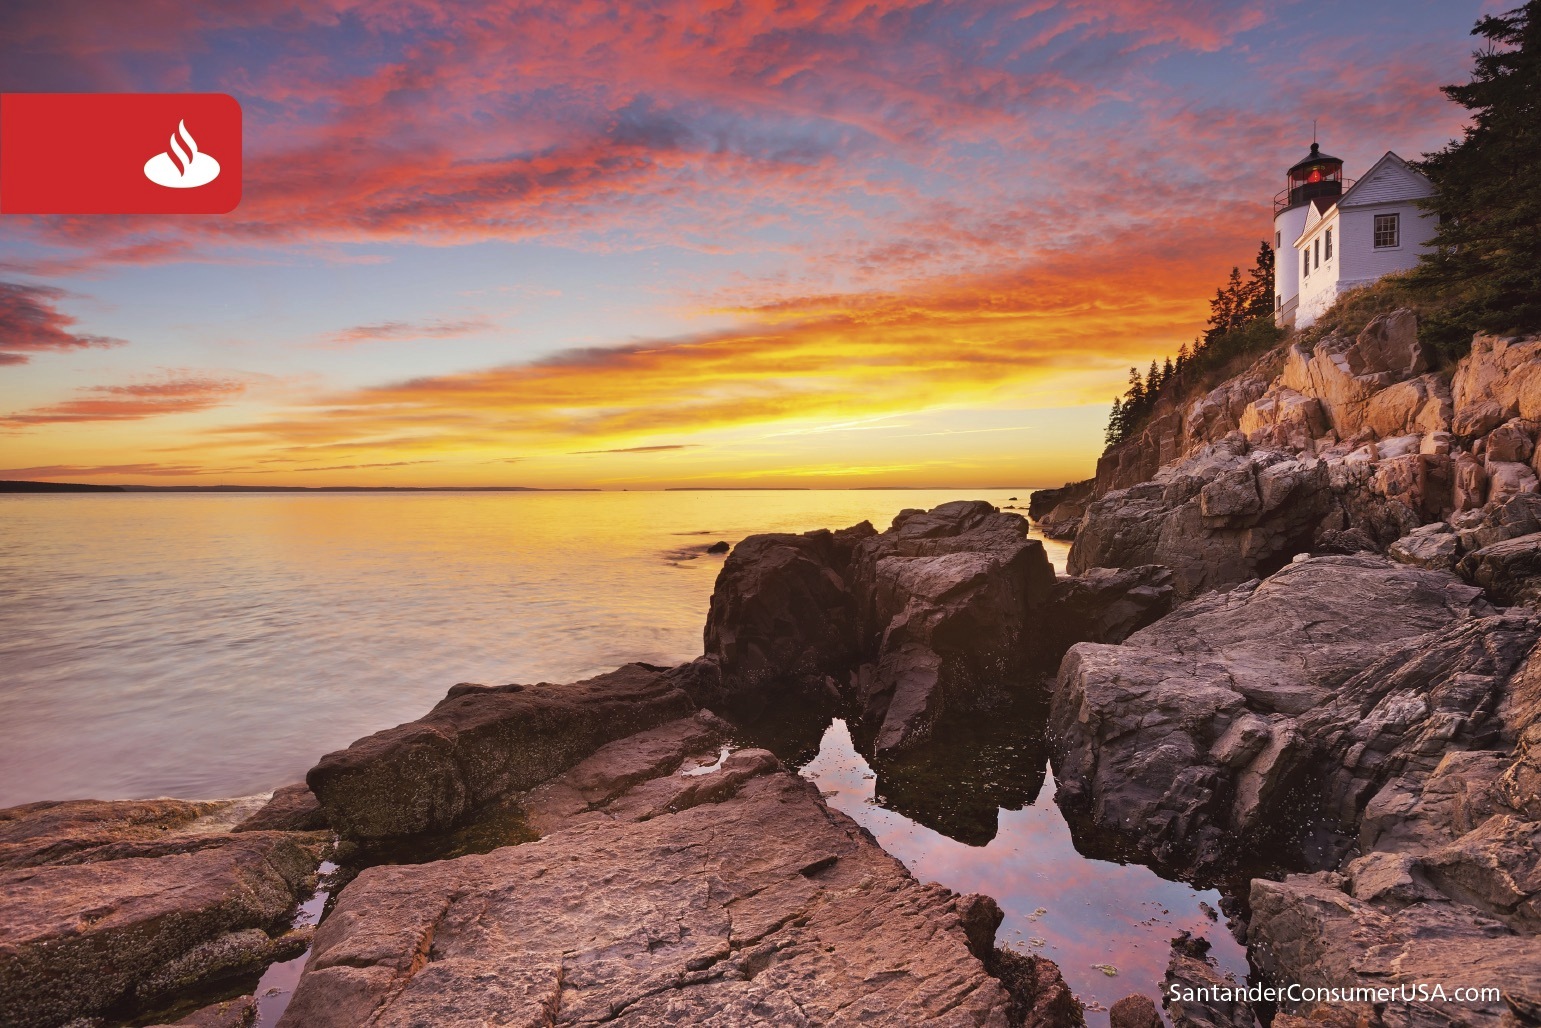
[1109,994,1163,1028]
[1460,532,1541,607]
[1454,449,1490,510]
[1029,479,1093,524]
[306,663,695,839]
[1485,418,1537,464]
[1238,387,1327,452]
[701,522,875,705]
[1387,522,1460,572]
[279,719,1081,1028]
[0,820,324,1028]
[1452,492,1541,552]
[1370,452,1451,519]
[1452,332,1541,432]
[1045,565,1175,648]
[1297,610,1536,848]
[1361,373,1452,439]
[845,502,1055,753]
[1485,459,1539,504]
[700,502,1055,756]
[1183,361,1278,456]
[1068,443,1332,600]
[1038,494,1091,541]
[1279,311,1427,438]
[1049,555,1499,875]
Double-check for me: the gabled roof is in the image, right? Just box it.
[1294,197,1340,248]
[1338,151,1432,207]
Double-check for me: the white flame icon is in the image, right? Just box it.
[144,120,221,188]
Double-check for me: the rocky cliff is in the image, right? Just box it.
[1041,311,1541,601]
[1034,311,1541,1025]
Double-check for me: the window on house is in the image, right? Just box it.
[1314,237,1320,268]
[1325,228,1333,261]
[1276,294,1282,310]
[1276,231,1281,249]
[1374,214,1400,248]
[1303,250,1310,277]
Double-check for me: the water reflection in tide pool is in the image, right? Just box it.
[799,720,1251,1023]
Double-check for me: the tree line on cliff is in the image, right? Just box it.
[1106,0,1540,452]
[1104,245,1280,448]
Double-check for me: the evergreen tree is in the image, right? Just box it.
[1242,242,1276,322]
[1207,279,1237,340]
[1105,398,1124,447]
[1414,0,1541,345]
[1104,243,1282,449]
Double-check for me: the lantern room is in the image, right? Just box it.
[1274,142,1345,214]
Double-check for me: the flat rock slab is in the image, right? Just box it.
[280,722,1065,1027]
[0,797,265,870]
[308,663,696,839]
[0,827,325,1028]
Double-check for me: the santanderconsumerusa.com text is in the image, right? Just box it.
[1167,983,1504,1005]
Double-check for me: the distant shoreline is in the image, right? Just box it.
[2,481,1048,494]
[0,482,595,494]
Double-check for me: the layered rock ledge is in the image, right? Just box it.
[0,798,326,1028]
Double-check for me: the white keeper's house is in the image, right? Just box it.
[1272,142,1438,329]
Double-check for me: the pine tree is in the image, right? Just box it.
[1242,242,1276,322]
[1105,397,1124,447]
[1413,0,1541,347]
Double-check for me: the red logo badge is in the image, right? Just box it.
[1,93,242,214]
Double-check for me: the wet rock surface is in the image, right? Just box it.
[280,713,1080,1027]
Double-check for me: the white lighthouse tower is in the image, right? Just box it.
[1273,142,1346,328]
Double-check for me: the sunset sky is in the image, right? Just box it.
[0,0,1494,489]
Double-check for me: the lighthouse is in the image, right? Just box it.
[1273,142,1345,328]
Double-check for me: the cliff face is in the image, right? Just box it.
[1041,310,1541,600]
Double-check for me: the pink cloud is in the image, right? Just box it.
[0,281,125,365]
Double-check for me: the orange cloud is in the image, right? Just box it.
[204,228,1226,466]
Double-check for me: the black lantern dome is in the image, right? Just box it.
[1275,142,1347,214]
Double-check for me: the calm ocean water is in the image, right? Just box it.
[0,489,1060,806]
